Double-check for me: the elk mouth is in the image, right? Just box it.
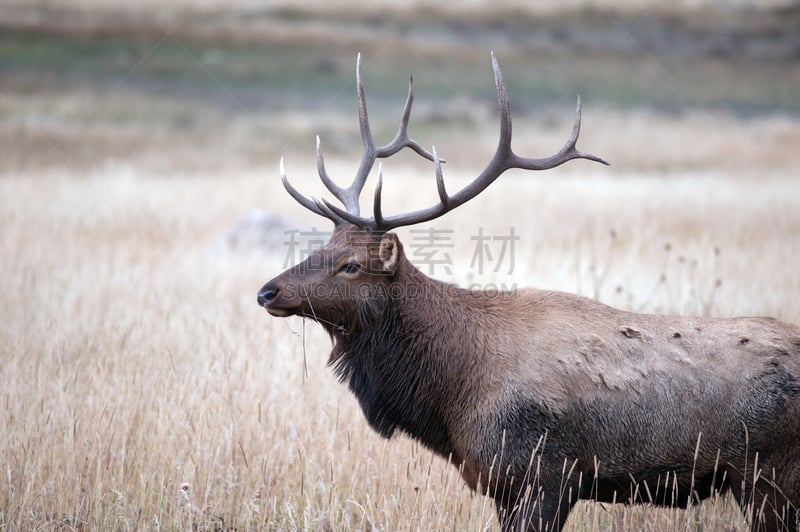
[265,305,300,318]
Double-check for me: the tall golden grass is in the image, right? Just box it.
[2,145,798,528]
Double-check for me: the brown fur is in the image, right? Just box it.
[259,224,800,531]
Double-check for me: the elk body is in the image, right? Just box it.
[257,54,800,531]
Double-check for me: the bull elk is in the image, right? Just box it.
[257,53,800,531]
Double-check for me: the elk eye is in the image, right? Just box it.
[338,261,360,275]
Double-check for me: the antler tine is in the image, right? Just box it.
[433,146,449,207]
[373,163,384,227]
[312,196,346,222]
[374,75,441,163]
[492,52,513,161]
[316,136,351,206]
[320,197,365,227]
[565,95,609,165]
[508,94,610,169]
[369,149,447,227]
[279,157,346,224]
[344,52,376,216]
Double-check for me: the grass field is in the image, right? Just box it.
[2,164,799,530]
[2,4,800,530]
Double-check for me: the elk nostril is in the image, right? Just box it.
[257,284,279,307]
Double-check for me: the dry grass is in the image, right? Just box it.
[1,152,798,529]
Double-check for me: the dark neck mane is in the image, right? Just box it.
[325,257,472,457]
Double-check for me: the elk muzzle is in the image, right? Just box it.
[257,279,300,317]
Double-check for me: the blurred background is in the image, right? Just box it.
[2,0,799,177]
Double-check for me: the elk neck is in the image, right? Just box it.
[326,251,511,458]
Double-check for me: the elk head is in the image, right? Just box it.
[257,53,607,335]
[257,224,402,335]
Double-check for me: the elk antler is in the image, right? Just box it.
[280,52,608,232]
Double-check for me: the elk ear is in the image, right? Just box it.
[378,233,401,272]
